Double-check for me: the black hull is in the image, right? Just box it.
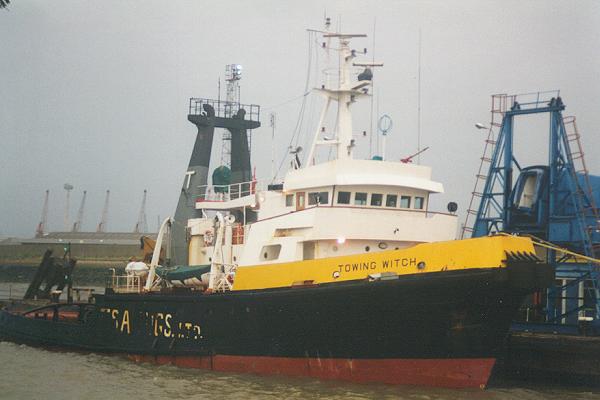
[0,266,551,387]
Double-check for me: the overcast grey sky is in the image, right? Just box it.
[1,0,599,237]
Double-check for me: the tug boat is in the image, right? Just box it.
[0,28,552,389]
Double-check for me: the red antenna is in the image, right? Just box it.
[400,146,430,163]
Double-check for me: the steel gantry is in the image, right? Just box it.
[466,91,600,330]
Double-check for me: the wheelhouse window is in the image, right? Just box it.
[370,193,383,206]
[337,191,351,204]
[414,196,425,210]
[385,194,397,207]
[400,195,411,208]
[354,192,368,205]
[308,191,329,205]
[285,194,294,207]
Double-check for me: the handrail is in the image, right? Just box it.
[491,91,561,112]
[252,204,456,226]
[189,98,260,122]
[197,179,264,202]
[106,275,144,293]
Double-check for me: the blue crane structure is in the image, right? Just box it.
[464,91,600,332]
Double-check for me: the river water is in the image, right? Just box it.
[1,267,599,400]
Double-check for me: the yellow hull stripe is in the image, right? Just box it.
[232,235,535,291]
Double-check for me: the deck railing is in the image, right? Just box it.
[0,285,18,301]
[188,98,260,122]
[196,179,265,202]
[106,275,144,293]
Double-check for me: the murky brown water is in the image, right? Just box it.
[1,341,598,400]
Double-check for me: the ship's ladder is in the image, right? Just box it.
[461,94,510,238]
[562,116,600,234]
[557,115,600,320]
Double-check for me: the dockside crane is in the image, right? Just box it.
[63,183,74,232]
[134,189,148,233]
[71,190,87,232]
[97,190,110,233]
[464,91,600,331]
[35,190,50,238]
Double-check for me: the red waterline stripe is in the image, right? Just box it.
[127,354,495,389]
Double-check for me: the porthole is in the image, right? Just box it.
[332,245,338,251]
[378,242,388,250]
[417,261,426,270]
[233,256,237,262]
[264,252,268,259]
[365,246,370,252]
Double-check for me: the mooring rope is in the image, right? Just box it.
[497,232,600,265]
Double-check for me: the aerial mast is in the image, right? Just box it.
[35,189,49,238]
[72,190,87,232]
[306,30,382,165]
[220,63,243,167]
[134,189,148,234]
[97,190,110,233]
[270,112,276,180]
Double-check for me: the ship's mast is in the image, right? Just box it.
[306,31,382,165]
[221,64,243,167]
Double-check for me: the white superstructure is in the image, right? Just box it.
[186,28,458,291]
